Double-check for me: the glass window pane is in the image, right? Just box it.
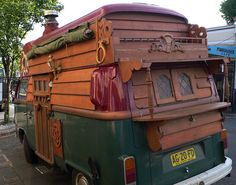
[157,75,173,99]
[38,80,42,91]
[44,80,48,92]
[179,73,193,96]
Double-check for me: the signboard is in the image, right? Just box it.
[208,45,236,58]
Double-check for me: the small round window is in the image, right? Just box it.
[178,73,193,96]
[157,75,173,99]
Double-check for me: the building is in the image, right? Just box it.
[207,18,236,111]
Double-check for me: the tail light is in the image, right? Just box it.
[124,156,136,185]
[221,129,228,153]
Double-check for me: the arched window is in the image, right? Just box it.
[157,74,173,99]
[178,73,193,96]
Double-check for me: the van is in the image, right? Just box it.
[14,4,232,185]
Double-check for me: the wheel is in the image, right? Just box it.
[72,170,91,185]
[23,135,38,164]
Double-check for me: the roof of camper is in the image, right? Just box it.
[24,3,187,51]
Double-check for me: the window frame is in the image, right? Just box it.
[152,70,176,104]
[171,68,197,101]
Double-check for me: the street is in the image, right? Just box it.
[0,114,235,185]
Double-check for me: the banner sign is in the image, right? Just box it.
[208,45,236,58]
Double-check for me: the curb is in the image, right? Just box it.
[0,123,16,138]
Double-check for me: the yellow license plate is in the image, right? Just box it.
[170,148,196,167]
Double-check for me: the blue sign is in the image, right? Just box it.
[208,45,236,58]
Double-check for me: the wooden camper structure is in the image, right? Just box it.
[19,3,230,161]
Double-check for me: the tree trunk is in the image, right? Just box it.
[2,56,10,124]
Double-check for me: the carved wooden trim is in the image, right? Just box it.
[118,60,142,83]
[133,102,230,122]
[52,105,131,120]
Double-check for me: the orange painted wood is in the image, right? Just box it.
[28,24,97,67]
[29,51,97,75]
[54,67,96,83]
[146,124,161,152]
[51,94,94,110]
[29,63,50,75]
[58,51,97,70]
[52,82,90,95]
[160,121,222,150]
[26,93,33,102]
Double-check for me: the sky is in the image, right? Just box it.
[23,0,227,44]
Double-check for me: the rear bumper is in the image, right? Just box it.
[174,157,232,185]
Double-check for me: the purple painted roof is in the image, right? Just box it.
[24,3,187,52]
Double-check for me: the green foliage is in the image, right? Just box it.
[0,0,63,122]
[220,0,236,24]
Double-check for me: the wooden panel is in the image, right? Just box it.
[196,78,211,88]
[26,93,33,102]
[29,51,97,75]
[52,82,90,95]
[196,88,212,98]
[159,111,222,135]
[134,98,149,109]
[27,83,33,93]
[112,20,188,32]
[132,70,147,85]
[29,63,50,75]
[58,51,96,70]
[160,121,222,150]
[27,77,34,102]
[54,68,96,83]
[113,30,187,41]
[28,23,97,67]
[133,85,148,99]
[51,94,94,110]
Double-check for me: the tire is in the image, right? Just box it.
[23,135,38,164]
[72,170,91,185]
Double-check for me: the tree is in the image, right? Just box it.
[0,0,63,123]
[220,0,236,24]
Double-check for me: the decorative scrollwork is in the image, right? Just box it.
[52,121,61,148]
[148,34,183,53]
[96,18,112,64]
[47,55,62,79]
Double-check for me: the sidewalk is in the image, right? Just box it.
[0,122,16,138]
[0,104,16,138]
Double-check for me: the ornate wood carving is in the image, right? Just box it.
[51,119,64,159]
[96,18,113,64]
[47,55,62,79]
[148,34,183,53]
[118,60,142,83]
